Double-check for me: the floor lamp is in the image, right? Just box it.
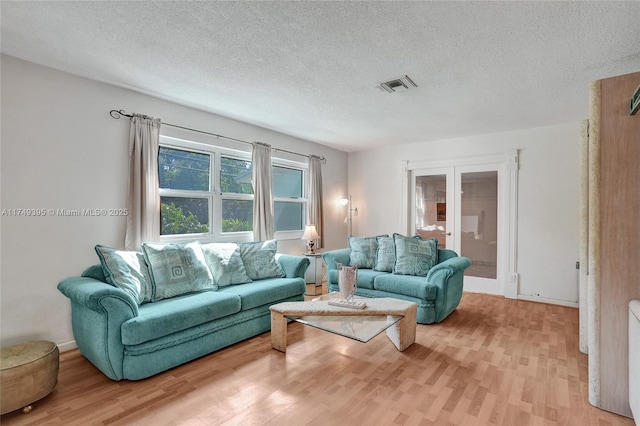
[340,196,358,236]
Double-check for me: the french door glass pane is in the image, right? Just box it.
[460,171,497,279]
[415,175,447,248]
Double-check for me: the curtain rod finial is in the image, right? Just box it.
[110,109,126,119]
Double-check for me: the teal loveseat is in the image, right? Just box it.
[58,242,309,381]
[322,235,471,324]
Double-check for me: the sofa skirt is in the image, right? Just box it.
[122,296,300,380]
[327,284,437,324]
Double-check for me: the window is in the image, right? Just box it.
[220,156,253,233]
[158,136,307,241]
[273,166,304,232]
[159,147,212,236]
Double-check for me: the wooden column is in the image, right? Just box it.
[588,71,640,417]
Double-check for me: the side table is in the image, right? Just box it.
[0,340,59,414]
[304,252,325,296]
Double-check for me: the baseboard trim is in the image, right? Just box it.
[463,290,579,308]
[517,294,578,308]
[57,340,77,353]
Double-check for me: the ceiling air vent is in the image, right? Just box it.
[379,75,417,93]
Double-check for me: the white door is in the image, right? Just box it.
[408,152,518,297]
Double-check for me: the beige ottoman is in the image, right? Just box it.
[0,341,59,414]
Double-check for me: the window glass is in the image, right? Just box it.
[274,201,303,231]
[273,166,302,198]
[159,147,210,191]
[158,138,307,239]
[220,157,253,194]
[160,197,209,235]
[222,199,253,232]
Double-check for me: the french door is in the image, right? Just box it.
[404,151,518,297]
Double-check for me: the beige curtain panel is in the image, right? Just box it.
[308,155,324,249]
[124,114,161,250]
[251,142,274,241]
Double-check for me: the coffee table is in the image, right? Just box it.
[269,293,417,353]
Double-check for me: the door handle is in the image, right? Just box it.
[443,232,452,236]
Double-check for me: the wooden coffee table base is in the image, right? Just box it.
[270,297,417,353]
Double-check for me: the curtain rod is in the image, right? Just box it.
[109,109,326,163]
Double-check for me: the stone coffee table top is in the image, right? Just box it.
[270,294,417,353]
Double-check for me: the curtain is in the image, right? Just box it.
[124,114,161,250]
[251,142,274,241]
[308,155,324,249]
[416,184,425,229]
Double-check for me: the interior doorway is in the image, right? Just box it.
[403,151,518,297]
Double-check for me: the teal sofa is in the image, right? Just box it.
[58,247,309,381]
[322,244,471,324]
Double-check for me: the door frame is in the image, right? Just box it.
[400,150,519,298]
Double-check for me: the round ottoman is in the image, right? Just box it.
[0,341,59,414]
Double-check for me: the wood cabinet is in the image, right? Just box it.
[586,71,640,417]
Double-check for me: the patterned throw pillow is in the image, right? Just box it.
[348,236,382,269]
[142,242,215,300]
[201,243,252,287]
[374,235,396,272]
[239,240,285,280]
[393,233,438,276]
[95,245,153,304]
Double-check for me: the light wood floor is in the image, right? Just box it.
[1,293,634,426]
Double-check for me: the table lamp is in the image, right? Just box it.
[302,224,320,254]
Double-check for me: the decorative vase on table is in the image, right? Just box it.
[337,263,357,302]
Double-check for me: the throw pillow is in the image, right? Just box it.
[201,243,252,287]
[374,235,396,272]
[239,240,285,280]
[348,235,383,269]
[142,241,215,300]
[393,233,438,276]
[95,245,153,304]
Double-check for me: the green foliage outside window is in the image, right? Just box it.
[159,147,210,191]
[220,157,253,194]
[221,218,252,232]
[161,202,209,235]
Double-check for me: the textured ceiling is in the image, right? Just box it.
[2,1,640,152]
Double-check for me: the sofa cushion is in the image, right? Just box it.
[121,291,241,345]
[239,240,286,280]
[393,234,438,276]
[142,242,215,300]
[349,235,384,269]
[354,269,388,290]
[219,277,305,310]
[95,245,153,304]
[374,235,396,272]
[201,243,252,287]
[373,274,437,300]
[327,268,385,290]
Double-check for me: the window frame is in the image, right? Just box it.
[158,135,308,243]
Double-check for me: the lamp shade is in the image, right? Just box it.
[302,224,320,240]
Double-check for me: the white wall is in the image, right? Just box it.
[347,123,581,305]
[0,55,348,349]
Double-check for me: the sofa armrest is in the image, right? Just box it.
[426,256,472,322]
[58,277,139,314]
[427,256,472,281]
[322,249,351,272]
[276,254,310,279]
[57,277,138,380]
